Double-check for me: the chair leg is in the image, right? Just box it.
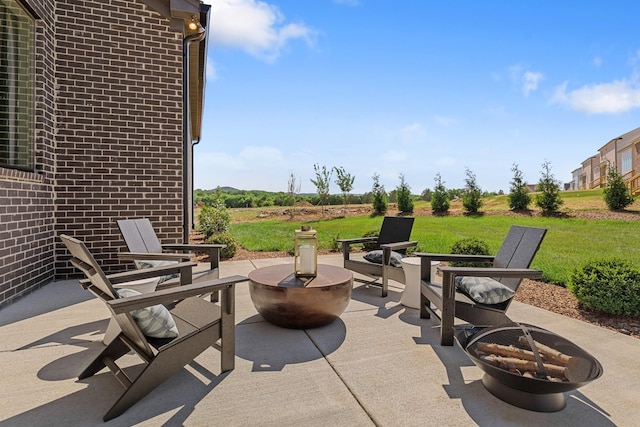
[79,335,130,380]
[420,292,431,319]
[381,266,389,298]
[103,327,220,421]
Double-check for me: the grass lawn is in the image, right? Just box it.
[209,188,640,286]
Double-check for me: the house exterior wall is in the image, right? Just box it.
[1,0,187,306]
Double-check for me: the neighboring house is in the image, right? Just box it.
[570,127,640,194]
[0,0,210,306]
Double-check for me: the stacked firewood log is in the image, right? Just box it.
[476,337,587,382]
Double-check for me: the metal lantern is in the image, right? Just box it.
[294,225,317,277]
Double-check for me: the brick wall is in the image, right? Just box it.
[1,0,187,306]
[0,0,56,306]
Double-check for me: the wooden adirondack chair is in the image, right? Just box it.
[60,234,247,421]
[338,216,417,297]
[116,218,225,285]
[417,225,546,345]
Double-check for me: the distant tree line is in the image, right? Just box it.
[194,188,368,209]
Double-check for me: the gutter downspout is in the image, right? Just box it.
[182,30,205,243]
[192,137,201,229]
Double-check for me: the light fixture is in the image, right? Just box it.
[294,225,318,278]
[188,17,203,32]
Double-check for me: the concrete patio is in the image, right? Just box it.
[0,254,637,426]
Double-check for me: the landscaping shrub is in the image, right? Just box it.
[568,259,640,316]
[535,160,563,215]
[508,163,531,210]
[205,232,238,260]
[198,201,230,240]
[462,168,483,214]
[449,238,492,267]
[431,173,450,214]
[396,173,414,214]
[371,173,388,215]
[603,166,634,210]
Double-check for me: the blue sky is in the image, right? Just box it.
[196,0,640,195]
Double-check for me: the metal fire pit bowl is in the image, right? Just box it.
[456,323,603,412]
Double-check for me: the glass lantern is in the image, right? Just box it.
[294,225,317,277]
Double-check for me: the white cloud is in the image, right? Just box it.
[508,65,543,97]
[522,71,543,97]
[550,79,640,114]
[208,0,316,62]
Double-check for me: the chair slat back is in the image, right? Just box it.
[60,234,155,357]
[493,226,547,290]
[117,218,164,254]
[377,217,414,254]
[60,234,118,300]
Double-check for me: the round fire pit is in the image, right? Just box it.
[456,323,603,412]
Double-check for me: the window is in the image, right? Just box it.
[0,0,35,171]
[621,149,632,175]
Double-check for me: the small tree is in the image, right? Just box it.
[396,173,414,213]
[603,163,634,210]
[431,173,450,214]
[371,172,388,215]
[535,160,563,215]
[421,187,433,202]
[334,166,355,214]
[310,164,332,215]
[508,163,532,210]
[287,172,301,218]
[462,167,483,214]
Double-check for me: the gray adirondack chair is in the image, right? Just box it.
[60,234,247,421]
[116,218,225,286]
[417,225,546,345]
[338,216,417,297]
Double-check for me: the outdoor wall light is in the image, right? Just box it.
[188,17,203,33]
[294,225,317,278]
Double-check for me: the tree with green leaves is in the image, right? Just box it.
[310,164,332,215]
[333,166,355,214]
[603,163,635,210]
[431,173,450,214]
[371,172,388,215]
[396,173,414,214]
[535,160,563,215]
[508,163,531,210]
[462,167,483,214]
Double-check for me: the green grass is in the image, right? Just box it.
[230,214,640,286]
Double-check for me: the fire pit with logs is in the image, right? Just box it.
[456,323,603,412]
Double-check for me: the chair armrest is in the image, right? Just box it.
[107,262,197,284]
[79,261,198,287]
[415,252,495,263]
[162,244,226,252]
[163,244,224,272]
[438,266,543,279]
[118,252,193,261]
[107,275,248,314]
[380,241,418,251]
